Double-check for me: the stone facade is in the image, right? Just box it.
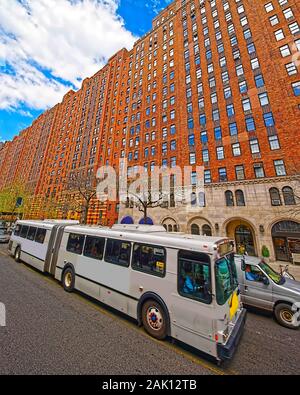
[119,175,300,262]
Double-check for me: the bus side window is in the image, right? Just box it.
[27,227,37,241]
[104,239,131,267]
[35,228,47,244]
[132,244,166,277]
[178,250,212,304]
[67,234,85,255]
[84,236,105,260]
[14,225,22,236]
[20,226,29,239]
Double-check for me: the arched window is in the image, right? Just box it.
[282,187,296,206]
[199,192,206,207]
[191,224,200,235]
[173,225,179,233]
[225,191,234,207]
[236,190,245,206]
[168,224,173,232]
[202,224,212,236]
[191,192,197,206]
[269,188,282,206]
[163,224,168,231]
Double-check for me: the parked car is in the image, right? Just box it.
[235,255,300,329]
[0,228,10,243]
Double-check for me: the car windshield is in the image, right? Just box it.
[258,261,284,285]
[215,253,239,305]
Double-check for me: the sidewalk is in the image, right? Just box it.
[269,261,300,281]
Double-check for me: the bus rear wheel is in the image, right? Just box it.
[62,268,75,293]
[14,246,21,263]
[142,300,168,340]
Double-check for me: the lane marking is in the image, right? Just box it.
[2,253,238,375]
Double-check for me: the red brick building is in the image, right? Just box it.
[0,0,300,261]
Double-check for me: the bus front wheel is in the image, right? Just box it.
[62,268,75,293]
[14,246,21,263]
[142,300,168,340]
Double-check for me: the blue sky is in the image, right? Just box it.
[0,0,171,142]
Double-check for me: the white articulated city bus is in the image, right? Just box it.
[8,220,79,274]
[9,221,247,362]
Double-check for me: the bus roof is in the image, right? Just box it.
[16,220,80,230]
[64,224,231,255]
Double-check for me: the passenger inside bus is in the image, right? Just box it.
[181,262,209,300]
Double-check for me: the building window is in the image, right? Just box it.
[229,122,238,136]
[259,92,269,106]
[255,74,265,88]
[227,104,235,117]
[190,153,196,165]
[269,135,280,150]
[217,147,224,160]
[242,98,252,112]
[204,170,212,184]
[265,2,274,13]
[219,168,227,182]
[289,22,300,35]
[236,190,246,207]
[232,143,241,157]
[225,191,234,207]
[254,163,265,178]
[201,131,208,144]
[269,15,279,26]
[274,160,286,176]
[292,81,300,96]
[214,127,222,140]
[270,188,282,206]
[282,187,296,206]
[246,117,256,131]
[264,112,275,127]
[250,139,260,154]
[275,29,285,41]
[235,165,245,180]
[280,44,291,57]
[286,62,298,76]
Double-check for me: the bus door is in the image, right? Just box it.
[171,250,215,353]
[44,225,60,274]
[48,226,66,275]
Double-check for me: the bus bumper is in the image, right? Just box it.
[217,308,247,362]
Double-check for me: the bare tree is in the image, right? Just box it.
[128,190,165,224]
[64,170,97,224]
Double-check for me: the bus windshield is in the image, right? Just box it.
[216,254,239,305]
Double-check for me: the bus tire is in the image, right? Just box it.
[274,303,297,330]
[142,299,168,340]
[14,246,21,263]
[62,267,75,293]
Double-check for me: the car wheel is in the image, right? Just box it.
[14,246,21,263]
[62,268,75,293]
[274,303,297,330]
[142,300,168,340]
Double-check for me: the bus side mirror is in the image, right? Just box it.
[241,258,246,272]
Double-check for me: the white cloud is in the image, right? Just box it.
[0,0,137,111]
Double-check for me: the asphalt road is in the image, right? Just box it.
[0,244,299,376]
